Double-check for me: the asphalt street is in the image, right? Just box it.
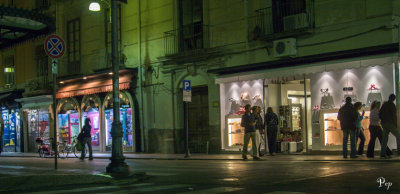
[0,156,399,193]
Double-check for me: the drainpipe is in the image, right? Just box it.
[138,0,145,152]
[396,24,400,126]
[244,0,249,48]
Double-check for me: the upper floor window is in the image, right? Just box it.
[35,0,50,10]
[3,55,15,88]
[35,45,48,78]
[179,0,203,51]
[273,0,311,33]
[67,18,81,74]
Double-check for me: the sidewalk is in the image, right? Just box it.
[1,152,399,162]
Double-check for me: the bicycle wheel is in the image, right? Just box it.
[39,149,45,158]
[58,145,66,158]
[73,145,79,158]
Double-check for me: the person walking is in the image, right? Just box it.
[366,101,392,158]
[252,106,264,157]
[241,104,260,160]
[265,107,279,156]
[338,97,358,158]
[0,116,4,155]
[354,102,366,155]
[79,118,93,160]
[379,94,400,159]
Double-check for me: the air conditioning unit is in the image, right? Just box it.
[273,38,297,58]
[283,13,309,32]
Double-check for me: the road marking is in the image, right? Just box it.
[136,184,191,192]
[31,183,154,194]
[265,192,305,194]
[179,187,244,194]
[145,172,177,176]
[0,165,25,169]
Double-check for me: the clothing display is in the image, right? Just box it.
[320,89,334,109]
[229,98,241,114]
[240,92,251,106]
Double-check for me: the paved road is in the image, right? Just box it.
[0,157,399,193]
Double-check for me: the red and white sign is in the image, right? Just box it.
[44,34,66,59]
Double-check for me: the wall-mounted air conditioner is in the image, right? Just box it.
[273,38,297,58]
[283,13,309,32]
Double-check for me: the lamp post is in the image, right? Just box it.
[90,0,129,176]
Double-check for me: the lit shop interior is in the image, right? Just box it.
[57,98,80,144]
[1,108,21,152]
[81,95,101,150]
[27,109,50,152]
[220,78,311,153]
[104,92,134,152]
[219,58,397,153]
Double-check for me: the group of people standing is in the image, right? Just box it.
[338,94,400,159]
[241,104,279,160]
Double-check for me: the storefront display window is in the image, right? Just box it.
[58,111,79,144]
[105,106,133,151]
[83,108,100,147]
[1,109,20,152]
[28,109,49,152]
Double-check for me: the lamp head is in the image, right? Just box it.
[89,2,101,11]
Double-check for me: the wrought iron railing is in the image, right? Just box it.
[250,3,313,40]
[163,23,222,56]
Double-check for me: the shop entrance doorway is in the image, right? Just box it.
[188,86,209,153]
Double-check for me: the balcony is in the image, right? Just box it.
[249,4,314,41]
[161,23,225,64]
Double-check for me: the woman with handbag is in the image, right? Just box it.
[79,118,93,160]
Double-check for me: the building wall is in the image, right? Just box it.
[3,0,400,153]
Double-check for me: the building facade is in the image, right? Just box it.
[1,0,400,154]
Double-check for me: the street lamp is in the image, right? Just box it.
[89,0,129,177]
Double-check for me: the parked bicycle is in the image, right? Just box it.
[59,136,88,158]
[36,137,60,158]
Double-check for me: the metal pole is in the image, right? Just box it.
[52,60,58,170]
[184,102,190,158]
[303,75,308,153]
[106,0,130,176]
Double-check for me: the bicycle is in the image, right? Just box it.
[59,136,88,158]
[36,137,61,158]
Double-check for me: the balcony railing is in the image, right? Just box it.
[250,4,313,40]
[163,23,222,56]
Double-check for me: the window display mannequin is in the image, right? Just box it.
[240,92,251,106]
[252,95,263,108]
[229,98,241,114]
[366,84,382,106]
[320,89,334,109]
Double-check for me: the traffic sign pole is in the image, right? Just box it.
[183,80,191,158]
[44,35,65,171]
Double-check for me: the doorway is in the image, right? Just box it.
[188,86,209,153]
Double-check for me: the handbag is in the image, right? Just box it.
[76,140,83,151]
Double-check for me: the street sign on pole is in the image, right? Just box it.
[183,80,191,102]
[44,34,65,59]
[182,80,191,158]
[44,34,65,170]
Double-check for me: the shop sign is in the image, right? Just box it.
[183,80,191,102]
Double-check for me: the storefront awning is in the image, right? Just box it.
[215,54,397,84]
[15,95,53,110]
[0,5,55,49]
[57,69,136,99]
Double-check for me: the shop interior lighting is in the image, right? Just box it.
[83,77,87,80]
[108,72,113,75]
[59,81,64,84]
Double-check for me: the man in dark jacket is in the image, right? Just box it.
[80,118,93,160]
[379,94,400,158]
[338,97,358,158]
[241,104,260,160]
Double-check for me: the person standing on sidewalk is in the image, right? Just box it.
[366,101,392,158]
[379,94,400,159]
[354,102,366,155]
[80,118,93,160]
[338,97,358,158]
[0,116,4,155]
[241,104,260,160]
[252,106,264,157]
[265,107,279,156]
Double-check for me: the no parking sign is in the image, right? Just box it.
[44,34,65,59]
